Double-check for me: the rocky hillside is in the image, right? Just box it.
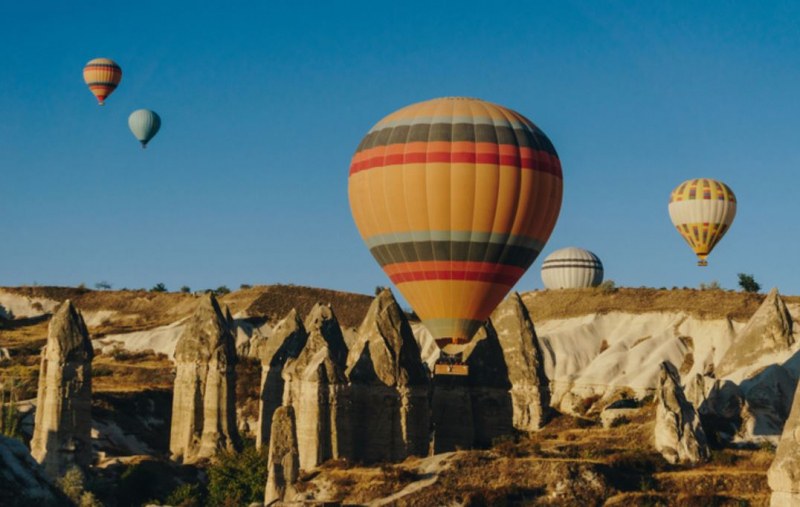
[2,284,799,505]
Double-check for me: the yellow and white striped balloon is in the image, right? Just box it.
[668,178,736,266]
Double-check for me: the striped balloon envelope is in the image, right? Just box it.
[668,178,736,266]
[83,58,122,105]
[541,247,603,289]
[348,97,563,355]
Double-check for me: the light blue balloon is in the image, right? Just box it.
[128,109,161,148]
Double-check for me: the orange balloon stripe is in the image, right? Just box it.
[350,143,561,176]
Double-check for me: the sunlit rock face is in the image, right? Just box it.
[282,303,351,470]
[654,361,709,465]
[346,289,430,463]
[169,294,240,463]
[254,309,307,449]
[264,405,300,505]
[717,288,794,377]
[30,300,94,479]
[490,293,551,431]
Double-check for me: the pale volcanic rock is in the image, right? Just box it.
[169,294,240,463]
[739,364,796,441]
[768,365,800,505]
[282,303,351,470]
[264,406,300,506]
[718,288,794,377]
[654,361,709,465]
[30,300,93,479]
[255,309,308,449]
[490,292,551,431]
[345,289,430,463]
[464,321,514,447]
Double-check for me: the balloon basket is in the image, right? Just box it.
[434,363,468,376]
[697,259,708,267]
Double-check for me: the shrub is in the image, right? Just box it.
[151,283,168,293]
[239,284,252,290]
[166,483,204,507]
[214,286,231,296]
[94,281,112,290]
[180,286,191,293]
[0,386,20,439]
[206,444,268,507]
[699,280,721,290]
[598,280,617,293]
[737,273,760,293]
[58,466,90,504]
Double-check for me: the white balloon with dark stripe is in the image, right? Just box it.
[541,247,603,289]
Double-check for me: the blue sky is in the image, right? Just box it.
[1,1,799,296]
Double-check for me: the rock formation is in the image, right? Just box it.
[282,303,351,470]
[0,435,67,504]
[169,294,240,462]
[768,366,800,505]
[739,364,796,440]
[464,321,514,447]
[430,374,474,453]
[490,292,551,431]
[30,301,93,479]
[718,288,794,376]
[255,309,308,449]
[654,361,709,464]
[264,406,300,506]
[345,289,430,463]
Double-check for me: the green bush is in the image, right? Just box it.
[166,483,205,507]
[207,444,268,507]
[151,283,168,293]
[737,273,760,293]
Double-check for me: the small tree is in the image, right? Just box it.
[737,273,760,293]
[94,281,112,290]
[239,284,252,290]
[180,286,191,294]
[151,283,168,293]
[214,286,231,296]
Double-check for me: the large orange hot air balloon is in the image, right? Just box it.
[348,97,563,374]
[83,58,122,105]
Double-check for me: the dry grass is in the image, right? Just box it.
[522,287,790,322]
[243,284,373,327]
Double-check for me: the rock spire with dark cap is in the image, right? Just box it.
[255,309,307,449]
[345,288,430,462]
[169,293,240,462]
[282,303,351,470]
[30,300,94,479]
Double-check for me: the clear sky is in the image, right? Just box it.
[1,1,799,297]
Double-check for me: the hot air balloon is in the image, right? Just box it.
[128,109,161,148]
[668,178,736,266]
[541,247,603,289]
[348,97,563,375]
[83,58,122,105]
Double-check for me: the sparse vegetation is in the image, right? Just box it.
[239,284,252,290]
[151,282,168,293]
[0,385,21,439]
[94,281,112,290]
[699,280,721,290]
[214,285,231,296]
[737,273,760,293]
[57,466,102,507]
[598,280,618,293]
[180,285,191,293]
[206,444,268,507]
